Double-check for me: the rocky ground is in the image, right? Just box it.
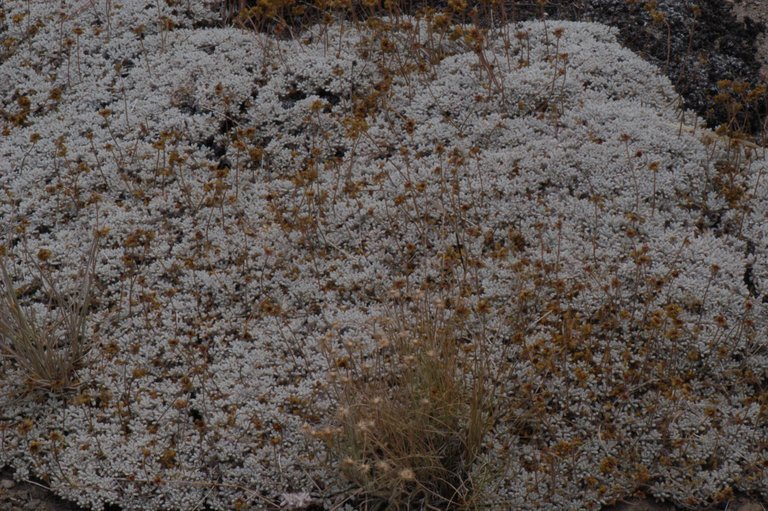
[729,0,768,78]
[0,467,85,511]
[3,1,768,511]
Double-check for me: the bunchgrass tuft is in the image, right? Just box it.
[317,290,500,510]
[0,237,98,394]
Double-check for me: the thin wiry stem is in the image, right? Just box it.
[0,237,98,394]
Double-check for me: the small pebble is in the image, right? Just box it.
[736,502,765,511]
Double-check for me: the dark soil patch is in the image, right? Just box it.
[0,466,85,511]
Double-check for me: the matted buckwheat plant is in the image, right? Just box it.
[2,0,768,510]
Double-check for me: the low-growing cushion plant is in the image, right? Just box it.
[1,1,768,510]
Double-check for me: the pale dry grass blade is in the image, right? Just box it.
[0,238,98,393]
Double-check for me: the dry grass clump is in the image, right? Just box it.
[0,237,98,394]
[316,289,498,510]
